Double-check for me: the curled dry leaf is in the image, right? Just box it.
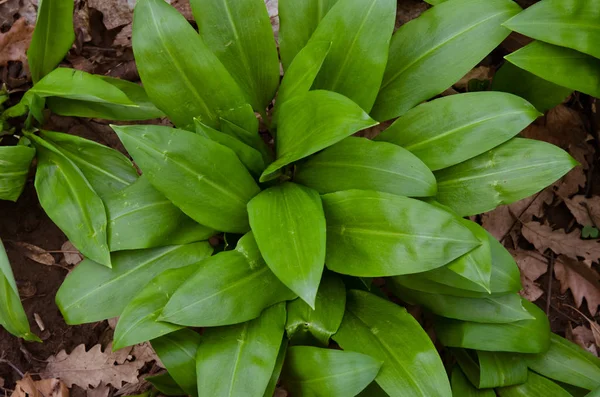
[0,18,34,67]
[12,242,55,266]
[10,375,69,397]
[554,255,600,316]
[522,221,600,263]
[569,325,599,357]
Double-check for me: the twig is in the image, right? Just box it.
[0,358,24,378]
[546,252,555,315]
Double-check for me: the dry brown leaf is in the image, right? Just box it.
[569,325,599,356]
[0,18,34,67]
[564,195,600,227]
[522,222,600,263]
[86,383,110,397]
[554,255,600,316]
[12,241,55,266]
[11,375,69,397]
[88,0,132,30]
[0,0,19,28]
[265,0,279,40]
[511,249,547,302]
[555,166,586,198]
[74,0,92,42]
[61,241,83,266]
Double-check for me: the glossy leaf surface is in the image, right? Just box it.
[147,373,186,396]
[105,176,214,252]
[248,183,326,307]
[196,304,286,397]
[263,339,289,397]
[435,138,577,216]
[506,41,600,99]
[333,291,451,397]
[451,367,496,397]
[191,0,279,111]
[56,243,212,324]
[261,91,377,181]
[372,0,520,121]
[295,137,436,197]
[113,124,260,233]
[132,0,246,128]
[496,371,571,397]
[27,0,74,83]
[323,190,479,276]
[0,146,35,202]
[30,134,111,267]
[282,346,381,397]
[375,92,540,171]
[160,233,296,327]
[453,349,528,388]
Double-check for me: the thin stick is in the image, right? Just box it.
[0,358,24,378]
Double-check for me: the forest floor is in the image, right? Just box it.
[0,0,599,396]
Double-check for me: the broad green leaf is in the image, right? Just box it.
[261,91,377,181]
[27,0,74,83]
[113,124,260,233]
[322,190,480,276]
[196,303,286,397]
[248,183,326,307]
[525,334,600,390]
[191,0,279,111]
[0,239,40,342]
[146,373,186,396]
[105,176,214,251]
[375,92,540,171]
[492,62,572,113]
[588,386,600,397]
[263,338,289,397]
[56,242,212,324]
[160,233,296,327]
[307,0,396,111]
[282,346,381,397]
[29,134,111,267]
[435,138,578,216]
[113,264,203,350]
[391,285,533,323]
[132,0,247,128]
[496,371,571,397]
[220,118,273,165]
[47,76,165,121]
[434,299,550,353]
[278,0,338,70]
[333,290,452,397]
[152,329,201,397]
[505,41,600,98]
[195,119,265,177]
[295,137,436,197]
[220,103,259,136]
[451,367,496,397]
[504,0,600,59]
[0,146,35,202]
[371,0,521,121]
[453,349,528,388]
[285,273,346,346]
[38,130,138,198]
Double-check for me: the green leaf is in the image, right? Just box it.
[371,0,521,121]
[29,134,111,267]
[132,0,247,128]
[0,146,35,202]
[105,176,214,252]
[152,329,201,397]
[113,124,260,233]
[113,264,205,350]
[525,334,600,391]
[307,0,396,112]
[160,233,296,327]
[146,373,186,396]
[196,303,286,397]
[56,242,212,324]
[322,190,480,276]
[333,290,452,397]
[220,117,273,165]
[505,41,600,98]
[27,0,74,83]
[38,130,138,198]
[0,239,40,342]
[492,62,572,113]
[453,349,528,388]
[435,138,578,216]
[503,0,600,59]
[191,0,279,111]
[285,272,346,346]
[47,76,165,121]
[451,367,496,397]
[295,137,436,197]
[263,338,289,397]
[375,92,541,171]
[220,103,259,136]
[261,90,377,182]
[248,182,326,307]
[434,299,551,353]
[278,0,338,70]
[496,371,571,397]
[588,386,600,397]
[282,346,382,397]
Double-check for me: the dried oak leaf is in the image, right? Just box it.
[0,18,34,67]
[10,375,69,397]
[522,221,600,263]
[61,241,83,266]
[564,195,600,227]
[568,325,599,357]
[86,383,110,397]
[42,344,148,389]
[13,241,55,266]
[511,249,547,302]
[554,255,600,316]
